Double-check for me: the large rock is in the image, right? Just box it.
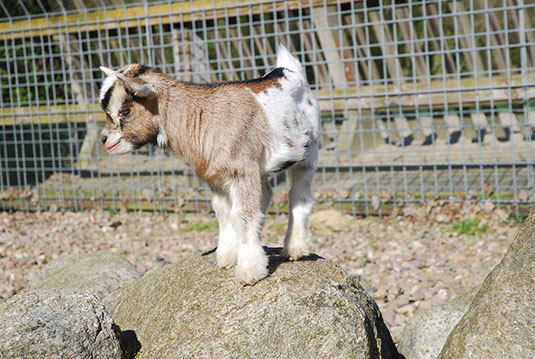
[0,289,122,359]
[31,251,141,299]
[398,287,478,359]
[104,247,398,359]
[438,212,535,358]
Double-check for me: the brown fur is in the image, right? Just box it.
[101,66,272,197]
[238,76,282,94]
[165,82,269,193]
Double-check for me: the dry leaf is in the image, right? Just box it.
[8,188,20,199]
[371,195,380,211]
[517,189,531,202]
[467,189,478,200]
[484,183,494,195]
[185,188,196,201]
[337,189,350,199]
[321,189,337,199]
[402,203,427,221]
[159,187,172,198]
[141,189,154,202]
[481,200,495,213]
[380,189,393,202]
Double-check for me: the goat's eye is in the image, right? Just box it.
[119,105,131,118]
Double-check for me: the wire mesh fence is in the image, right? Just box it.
[1,0,534,217]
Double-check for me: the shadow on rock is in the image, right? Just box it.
[265,246,323,275]
[202,246,323,277]
[118,328,142,359]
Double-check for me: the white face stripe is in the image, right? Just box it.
[100,64,140,102]
[99,75,117,101]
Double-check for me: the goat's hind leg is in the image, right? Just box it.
[261,176,273,223]
[282,165,314,260]
[282,141,318,260]
[212,192,238,269]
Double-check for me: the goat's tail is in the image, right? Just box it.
[276,44,303,73]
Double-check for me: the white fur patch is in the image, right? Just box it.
[100,131,135,155]
[99,75,117,101]
[157,125,168,148]
[100,65,141,102]
[252,70,319,173]
[212,193,238,269]
[276,43,303,73]
[111,140,135,154]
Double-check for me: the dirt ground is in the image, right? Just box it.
[0,200,520,343]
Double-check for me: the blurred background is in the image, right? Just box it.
[1,0,534,217]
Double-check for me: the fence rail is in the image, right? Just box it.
[1,0,534,217]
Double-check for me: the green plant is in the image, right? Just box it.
[451,217,489,236]
[105,206,118,215]
[504,213,528,224]
[180,220,219,233]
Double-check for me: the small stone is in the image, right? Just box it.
[396,304,416,316]
[309,210,351,234]
[436,288,449,301]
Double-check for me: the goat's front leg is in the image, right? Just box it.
[212,192,238,269]
[229,179,269,285]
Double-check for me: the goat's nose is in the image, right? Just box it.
[101,136,108,145]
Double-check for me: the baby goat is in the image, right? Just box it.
[99,44,319,285]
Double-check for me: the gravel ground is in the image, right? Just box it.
[0,200,519,343]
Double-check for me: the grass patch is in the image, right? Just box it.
[105,205,118,215]
[180,220,219,233]
[503,213,528,224]
[451,217,489,236]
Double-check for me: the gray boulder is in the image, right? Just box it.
[438,211,535,359]
[31,251,141,299]
[398,287,478,359]
[0,288,122,359]
[104,247,398,359]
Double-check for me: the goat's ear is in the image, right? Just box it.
[116,73,156,98]
[100,66,116,77]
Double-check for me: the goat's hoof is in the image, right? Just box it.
[217,262,236,270]
[235,264,268,286]
[241,279,257,287]
[216,252,237,269]
[281,247,309,261]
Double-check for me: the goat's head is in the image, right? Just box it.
[99,65,160,154]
